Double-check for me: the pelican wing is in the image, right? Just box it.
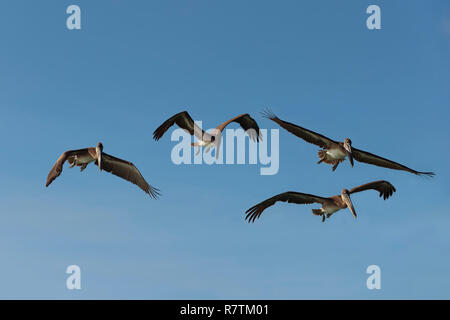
[349,180,396,200]
[262,110,336,148]
[352,147,434,176]
[216,114,262,142]
[153,111,205,141]
[98,153,160,198]
[46,148,93,187]
[245,192,329,223]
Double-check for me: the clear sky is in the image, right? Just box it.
[0,0,449,299]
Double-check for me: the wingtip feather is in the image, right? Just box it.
[260,108,277,120]
[148,186,161,199]
[417,171,435,177]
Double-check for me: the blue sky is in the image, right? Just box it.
[0,0,449,299]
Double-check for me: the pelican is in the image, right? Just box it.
[46,142,160,198]
[263,110,434,176]
[246,180,396,223]
[153,111,261,158]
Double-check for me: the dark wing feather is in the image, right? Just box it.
[45,148,92,187]
[153,111,205,141]
[262,110,336,149]
[99,153,160,198]
[349,180,396,200]
[216,114,262,142]
[352,147,434,177]
[245,192,329,223]
[233,114,262,142]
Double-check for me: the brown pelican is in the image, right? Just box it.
[246,180,396,223]
[263,110,434,176]
[153,111,261,158]
[46,142,160,198]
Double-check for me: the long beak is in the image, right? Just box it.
[342,193,357,219]
[98,152,102,171]
[215,140,221,159]
[214,132,222,160]
[344,145,354,167]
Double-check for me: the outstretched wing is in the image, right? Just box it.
[216,114,262,142]
[352,147,434,177]
[349,180,396,200]
[262,110,337,149]
[245,192,329,223]
[99,153,160,198]
[46,148,93,187]
[153,111,205,141]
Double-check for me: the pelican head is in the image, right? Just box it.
[341,188,357,219]
[96,142,104,171]
[343,138,354,167]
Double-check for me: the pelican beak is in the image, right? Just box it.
[215,141,221,159]
[342,192,357,219]
[98,152,102,171]
[344,143,354,167]
[214,132,222,160]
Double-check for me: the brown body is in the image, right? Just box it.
[317,142,350,171]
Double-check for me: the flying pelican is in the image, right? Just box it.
[46,142,160,198]
[263,110,434,176]
[246,180,396,223]
[153,111,261,158]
